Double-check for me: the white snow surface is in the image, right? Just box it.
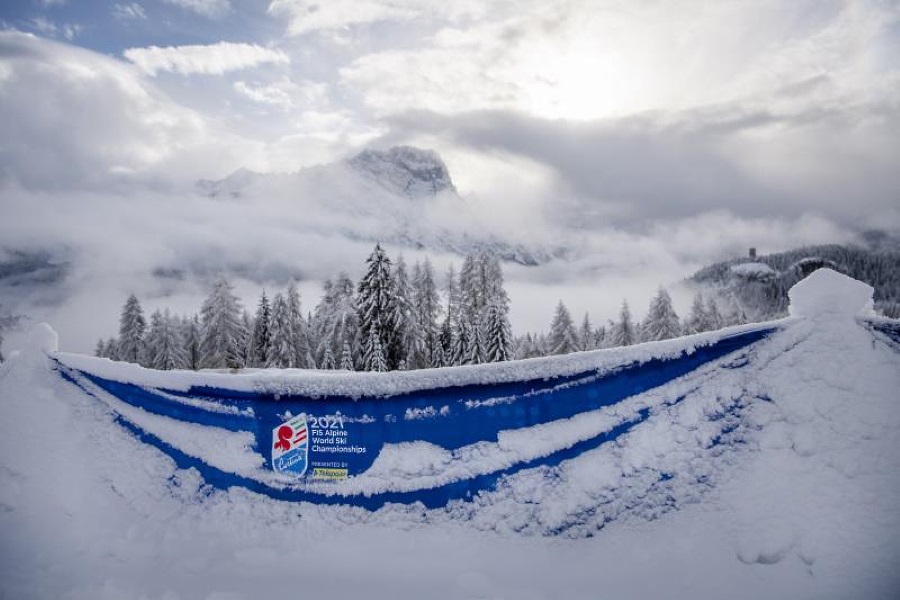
[2,274,900,599]
[53,320,781,398]
[788,267,874,319]
[730,261,777,279]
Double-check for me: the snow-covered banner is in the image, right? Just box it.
[53,324,777,509]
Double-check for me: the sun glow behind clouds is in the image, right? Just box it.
[520,37,654,121]
[511,5,731,121]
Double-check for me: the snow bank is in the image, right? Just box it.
[28,323,58,354]
[2,275,900,598]
[788,268,874,319]
[731,262,777,280]
[53,320,783,397]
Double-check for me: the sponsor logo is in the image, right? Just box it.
[311,467,349,481]
[271,414,309,477]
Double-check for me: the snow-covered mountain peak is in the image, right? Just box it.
[184,145,552,265]
[195,167,260,199]
[347,146,455,198]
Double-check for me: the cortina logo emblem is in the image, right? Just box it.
[271,414,309,477]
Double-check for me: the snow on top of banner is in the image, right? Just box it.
[51,320,785,398]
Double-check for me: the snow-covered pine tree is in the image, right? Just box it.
[438,315,453,366]
[147,309,188,370]
[94,339,105,358]
[321,345,335,369]
[334,275,361,362]
[413,258,442,368]
[536,332,551,356]
[448,251,514,364]
[361,327,387,372]
[340,339,354,371]
[578,313,595,351]
[240,310,254,366]
[723,295,749,326]
[334,313,358,370]
[610,300,636,347]
[118,294,147,364]
[312,274,360,370]
[199,278,247,369]
[357,244,401,370]
[458,253,484,364]
[684,292,708,334]
[442,263,461,366]
[182,316,201,370]
[593,324,607,349]
[145,309,164,367]
[451,319,470,365]
[480,254,512,363]
[641,287,681,342]
[393,255,421,369]
[267,293,293,368]
[705,296,724,331]
[430,341,446,368]
[548,301,580,354]
[312,278,336,365]
[103,338,119,360]
[513,333,533,359]
[286,283,314,369]
[250,291,271,368]
[464,318,484,365]
[483,295,513,362]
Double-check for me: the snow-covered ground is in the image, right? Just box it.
[1,269,899,599]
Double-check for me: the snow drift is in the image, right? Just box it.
[2,269,899,599]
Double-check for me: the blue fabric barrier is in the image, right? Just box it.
[55,326,775,506]
[867,319,900,348]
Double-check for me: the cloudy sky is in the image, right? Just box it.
[1,0,899,351]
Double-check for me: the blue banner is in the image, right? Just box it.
[55,326,775,505]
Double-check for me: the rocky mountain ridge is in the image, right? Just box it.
[194,145,552,266]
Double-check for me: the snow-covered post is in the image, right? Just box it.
[788,268,874,322]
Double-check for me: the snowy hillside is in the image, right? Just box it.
[688,242,900,320]
[1,270,899,599]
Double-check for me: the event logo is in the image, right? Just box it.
[271,414,309,477]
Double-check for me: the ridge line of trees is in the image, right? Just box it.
[98,245,516,371]
[96,245,754,372]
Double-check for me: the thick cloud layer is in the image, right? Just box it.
[388,101,900,229]
[0,1,898,353]
[0,32,253,189]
